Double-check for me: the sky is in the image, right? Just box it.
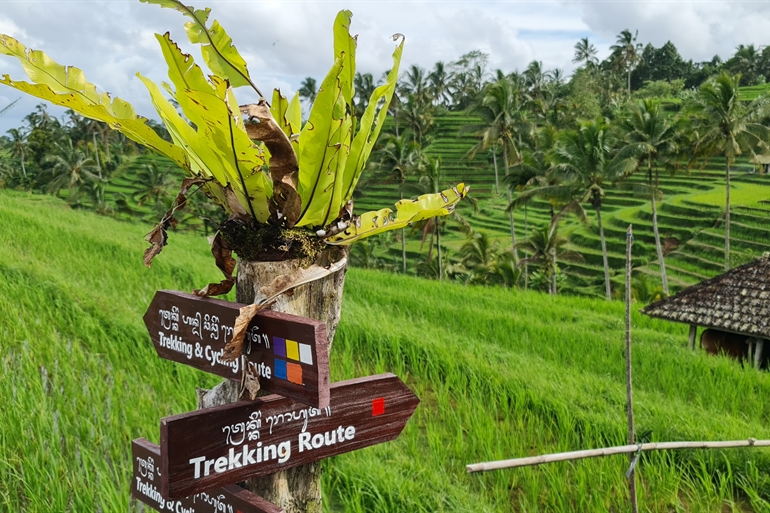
[1,0,770,133]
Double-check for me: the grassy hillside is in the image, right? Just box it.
[356,112,770,295]
[2,190,770,512]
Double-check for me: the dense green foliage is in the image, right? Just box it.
[2,190,770,511]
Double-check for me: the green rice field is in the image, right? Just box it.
[2,189,770,511]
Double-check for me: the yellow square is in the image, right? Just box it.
[286,340,299,361]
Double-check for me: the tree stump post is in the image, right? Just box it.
[197,250,347,513]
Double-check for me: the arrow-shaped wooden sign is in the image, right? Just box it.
[143,290,330,408]
[132,438,284,513]
[160,373,420,499]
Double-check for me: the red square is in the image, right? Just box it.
[372,397,385,416]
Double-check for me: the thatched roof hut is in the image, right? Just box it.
[642,253,770,355]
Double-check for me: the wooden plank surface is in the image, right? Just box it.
[143,290,330,408]
[132,438,284,513]
[160,373,420,498]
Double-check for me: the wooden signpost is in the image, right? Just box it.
[132,438,285,513]
[159,373,420,499]
[143,290,330,409]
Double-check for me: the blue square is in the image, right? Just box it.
[273,337,286,357]
[274,359,287,380]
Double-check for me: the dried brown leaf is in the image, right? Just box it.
[222,303,262,362]
[193,232,237,298]
[240,101,301,225]
[239,356,261,400]
[143,223,168,268]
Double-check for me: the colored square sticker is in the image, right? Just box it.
[372,398,385,416]
[287,362,303,385]
[299,343,313,365]
[274,359,287,380]
[273,337,286,358]
[286,340,299,361]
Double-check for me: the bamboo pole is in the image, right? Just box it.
[625,224,638,513]
[466,439,770,473]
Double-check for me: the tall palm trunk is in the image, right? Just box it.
[524,204,528,290]
[400,190,407,274]
[725,157,731,271]
[19,154,26,177]
[627,70,632,96]
[650,165,669,295]
[436,221,442,280]
[492,147,499,194]
[503,145,517,261]
[596,204,611,300]
[93,133,102,180]
[551,246,558,295]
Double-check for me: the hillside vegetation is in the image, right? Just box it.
[2,190,770,512]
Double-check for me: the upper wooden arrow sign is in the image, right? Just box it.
[143,290,330,409]
[160,373,420,499]
[132,438,284,513]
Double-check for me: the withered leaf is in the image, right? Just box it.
[143,177,205,268]
[239,355,261,400]
[193,232,237,298]
[143,222,168,268]
[222,303,262,362]
[240,100,301,226]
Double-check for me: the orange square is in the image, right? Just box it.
[287,362,302,385]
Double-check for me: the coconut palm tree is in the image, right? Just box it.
[610,29,643,95]
[354,72,376,116]
[464,77,531,257]
[616,99,683,295]
[516,219,583,295]
[298,77,317,104]
[3,127,28,177]
[133,161,176,216]
[375,132,422,274]
[511,120,636,300]
[573,37,599,68]
[399,94,434,146]
[42,136,98,201]
[402,64,431,108]
[689,71,770,270]
[428,61,453,108]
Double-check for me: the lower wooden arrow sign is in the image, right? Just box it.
[132,438,284,513]
[160,373,419,499]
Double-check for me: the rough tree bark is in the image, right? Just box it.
[197,249,347,513]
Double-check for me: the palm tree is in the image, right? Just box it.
[399,94,433,146]
[375,133,422,274]
[516,219,583,295]
[617,99,683,295]
[42,136,98,201]
[428,61,452,108]
[689,71,770,270]
[354,72,376,116]
[573,37,599,68]
[4,127,28,177]
[298,77,317,104]
[512,120,636,299]
[133,161,175,216]
[464,77,530,257]
[402,65,431,108]
[610,29,643,95]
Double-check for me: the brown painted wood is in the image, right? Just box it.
[160,373,420,499]
[132,438,285,513]
[143,290,330,409]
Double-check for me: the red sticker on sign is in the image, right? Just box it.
[372,397,385,416]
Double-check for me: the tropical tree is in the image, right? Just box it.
[512,120,635,299]
[354,72,376,116]
[428,61,452,108]
[133,161,176,215]
[516,218,583,295]
[42,136,99,201]
[573,37,598,68]
[401,64,431,108]
[375,132,422,273]
[617,99,683,295]
[688,71,770,270]
[298,76,317,104]
[399,93,434,146]
[610,29,644,95]
[465,77,530,257]
[2,127,28,177]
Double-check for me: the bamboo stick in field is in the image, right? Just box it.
[625,224,638,513]
[466,439,770,473]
